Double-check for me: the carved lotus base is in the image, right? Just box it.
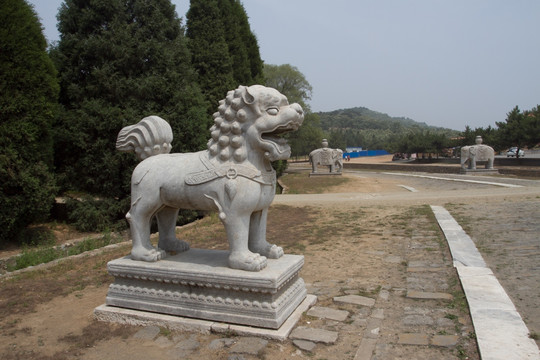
[104,249,306,329]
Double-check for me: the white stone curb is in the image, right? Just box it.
[384,172,523,188]
[431,205,539,360]
[398,185,418,192]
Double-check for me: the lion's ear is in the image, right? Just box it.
[242,86,255,105]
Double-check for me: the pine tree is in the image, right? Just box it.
[0,0,58,243]
[186,0,264,112]
[218,0,263,85]
[186,0,235,112]
[52,0,208,198]
[232,1,263,83]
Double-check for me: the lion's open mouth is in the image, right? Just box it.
[261,122,298,145]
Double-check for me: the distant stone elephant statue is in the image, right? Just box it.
[460,145,495,170]
[309,148,343,173]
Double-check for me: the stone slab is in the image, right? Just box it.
[105,249,306,329]
[406,290,453,301]
[431,335,459,347]
[289,327,339,344]
[407,267,445,273]
[397,333,429,345]
[293,339,316,352]
[229,337,268,355]
[371,308,384,319]
[95,294,317,342]
[353,338,378,360]
[365,317,382,339]
[307,306,349,321]
[133,325,160,340]
[333,295,375,307]
[402,314,434,326]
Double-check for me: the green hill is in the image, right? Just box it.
[318,107,447,132]
[315,107,459,151]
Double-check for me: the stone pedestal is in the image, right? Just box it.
[104,248,306,329]
[460,168,499,175]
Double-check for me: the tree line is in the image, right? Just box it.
[1,0,538,245]
[311,105,539,159]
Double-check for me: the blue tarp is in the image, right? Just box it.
[343,150,389,158]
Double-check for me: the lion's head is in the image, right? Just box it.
[207,85,304,163]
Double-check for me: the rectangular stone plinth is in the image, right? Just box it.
[459,168,499,175]
[105,249,306,329]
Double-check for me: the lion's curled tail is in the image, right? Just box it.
[116,116,173,161]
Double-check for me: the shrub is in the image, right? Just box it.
[65,197,128,233]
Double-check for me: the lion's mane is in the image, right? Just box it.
[207,86,252,164]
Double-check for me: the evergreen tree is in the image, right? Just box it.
[0,0,58,243]
[52,0,208,198]
[218,0,263,85]
[186,0,264,112]
[496,105,540,157]
[523,105,540,148]
[496,106,527,158]
[186,0,235,113]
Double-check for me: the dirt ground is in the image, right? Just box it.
[1,162,539,359]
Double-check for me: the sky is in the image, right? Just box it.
[28,0,540,131]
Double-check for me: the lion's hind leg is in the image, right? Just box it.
[127,195,166,262]
[156,206,190,254]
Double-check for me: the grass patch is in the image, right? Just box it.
[7,233,125,272]
[0,245,128,318]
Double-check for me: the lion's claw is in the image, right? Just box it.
[131,247,167,262]
[251,243,284,259]
[229,251,267,271]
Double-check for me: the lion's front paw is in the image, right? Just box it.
[229,251,267,272]
[131,246,166,262]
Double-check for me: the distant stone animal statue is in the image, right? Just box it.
[309,139,343,173]
[460,136,495,170]
[116,85,304,271]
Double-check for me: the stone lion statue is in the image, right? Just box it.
[116,85,304,271]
